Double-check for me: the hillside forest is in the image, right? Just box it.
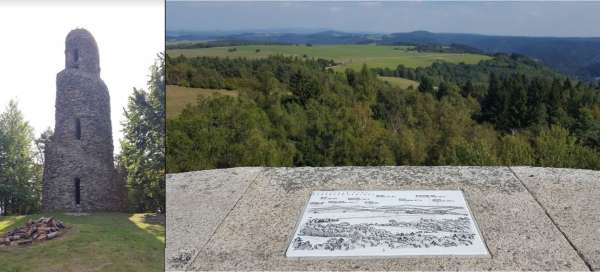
[166,53,600,173]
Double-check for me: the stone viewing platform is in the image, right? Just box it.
[166,166,599,271]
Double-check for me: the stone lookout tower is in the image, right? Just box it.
[42,29,125,212]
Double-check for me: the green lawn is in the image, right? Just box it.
[166,85,239,119]
[0,213,164,272]
[167,44,491,71]
[378,76,420,89]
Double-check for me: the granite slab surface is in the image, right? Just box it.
[511,166,600,271]
[166,166,598,271]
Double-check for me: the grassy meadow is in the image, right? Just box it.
[165,43,458,118]
[378,76,420,89]
[167,44,490,71]
[0,213,164,272]
[166,85,239,118]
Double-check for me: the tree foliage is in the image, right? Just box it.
[166,54,600,173]
[0,101,40,215]
[118,54,166,213]
[1,55,167,215]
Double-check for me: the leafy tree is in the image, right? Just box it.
[437,82,451,99]
[118,54,166,213]
[441,138,498,166]
[536,124,600,169]
[418,76,435,95]
[167,96,294,172]
[573,108,600,149]
[535,125,579,168]
[0,100,38,215]
[497,134,535,166]
[290,68,321,105]
[165,54,600,171]
[461,80,475,98]
[34,127,53,166]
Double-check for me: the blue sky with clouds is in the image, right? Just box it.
[167,1,600,37]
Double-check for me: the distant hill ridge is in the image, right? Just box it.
[167,30,600,82]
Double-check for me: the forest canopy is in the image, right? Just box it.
[166,53,600,173]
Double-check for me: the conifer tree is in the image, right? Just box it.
[461,80,475,97]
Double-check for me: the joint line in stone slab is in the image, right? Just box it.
[508,166,592,271]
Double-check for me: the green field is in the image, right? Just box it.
[167,85,238,118]
[167,44,491,71]
[0,213,164,272]
[378,76,420,89]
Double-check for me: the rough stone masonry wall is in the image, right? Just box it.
[42,29,125,212]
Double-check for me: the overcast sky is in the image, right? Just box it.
[0,0,164,153]
[167,1,600,37]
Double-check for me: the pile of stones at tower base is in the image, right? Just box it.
[0,217,66,246]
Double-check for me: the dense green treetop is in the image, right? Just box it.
[166,54,600,173]
[0,101,39,215]
[118,54,166,213]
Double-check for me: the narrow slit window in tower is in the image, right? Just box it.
[73,49,79,68]
[75,118,81,140]
[75,178,81,205]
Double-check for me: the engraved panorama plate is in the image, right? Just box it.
[286,190,489,258]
